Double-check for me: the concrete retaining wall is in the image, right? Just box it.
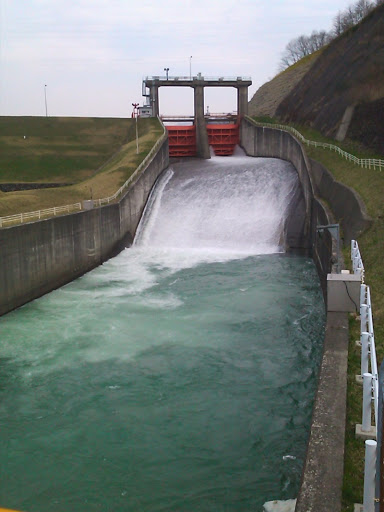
[241,117,334,292]
[310,158,372,244]
[0,136,169,317]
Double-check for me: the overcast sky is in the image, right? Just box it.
[1,0,354,117]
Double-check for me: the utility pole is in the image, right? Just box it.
[44,84,48,117]
[132,103,139,154]
[189,56,192,79]
[164,67,169,80]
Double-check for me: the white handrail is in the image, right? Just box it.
[351,240,365,281]
[0,119,167,228]
[352,240,379,512]
[0,203,82,227]
[360,284,379,427]
[249,119,384,172]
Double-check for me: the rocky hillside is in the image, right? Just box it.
[249,3,384,154]
[248,52,320,118]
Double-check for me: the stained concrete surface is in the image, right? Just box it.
[295,311,349,512]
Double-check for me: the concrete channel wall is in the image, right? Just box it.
[0,136,169,317]
[241,116,346,512]
[241,117,334,292]
[310,158,372,244]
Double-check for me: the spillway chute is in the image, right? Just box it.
[134,155,300,265]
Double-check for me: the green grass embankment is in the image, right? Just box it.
[0,117,163,216]
[253,116,384,511]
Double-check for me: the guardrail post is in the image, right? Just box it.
[361,283,367,305]
[357,373,377,440]
[361,304,369,333]
[361,332,370,376]
[363,439,377,512]
[363,373,373,433]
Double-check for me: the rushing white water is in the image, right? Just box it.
[135,152,300,262]
[0,153,325,512]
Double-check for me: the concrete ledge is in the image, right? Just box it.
[355,424,377,441]
[295,312,349,512]
[263,499,296,511]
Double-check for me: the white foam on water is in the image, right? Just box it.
[134,155,299,269]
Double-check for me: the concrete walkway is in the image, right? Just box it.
[295,311,349,512]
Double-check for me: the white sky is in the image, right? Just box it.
[0,0,354,117]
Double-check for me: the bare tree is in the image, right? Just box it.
[333,0,375,36]
[333,12,344,36]
[279,31,331,70]
[279,0,376,71]
[308,30,332,52]
[354,0,375,18]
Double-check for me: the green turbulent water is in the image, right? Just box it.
[0,156,325,511]
[0,253,324,512]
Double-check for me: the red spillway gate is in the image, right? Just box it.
[207,123,239,156]
[166,125,197,157]
[166,122,239,157]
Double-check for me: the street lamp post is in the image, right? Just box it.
[44,84,48,117]
[164,67,169,80]
[189,56,192,79]
[132,103,139,154]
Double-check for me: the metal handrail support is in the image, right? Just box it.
[352,240,365,282]
[364,440,377,512]
[352,240,380,510]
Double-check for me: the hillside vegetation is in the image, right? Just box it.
[248,52,321,118]
[0,117,163,216]
[250,3,384,154]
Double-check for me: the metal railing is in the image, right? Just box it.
[145,75,252,82]
[352,240,379,512]
[251,119,384,171]
[0,203,82,228]
[359,284,379,432]
[0,119,167,228]
[351,239,365,281]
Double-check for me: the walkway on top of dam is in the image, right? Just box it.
[143,74,252,87]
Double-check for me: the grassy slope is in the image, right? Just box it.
[252,116,384,511]
[0,117,163,216]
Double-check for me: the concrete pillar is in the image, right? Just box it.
[194,85,210,159]
[237,86,248,117]
[150,85,159,117]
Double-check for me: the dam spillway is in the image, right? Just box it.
[0,153,325,511]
